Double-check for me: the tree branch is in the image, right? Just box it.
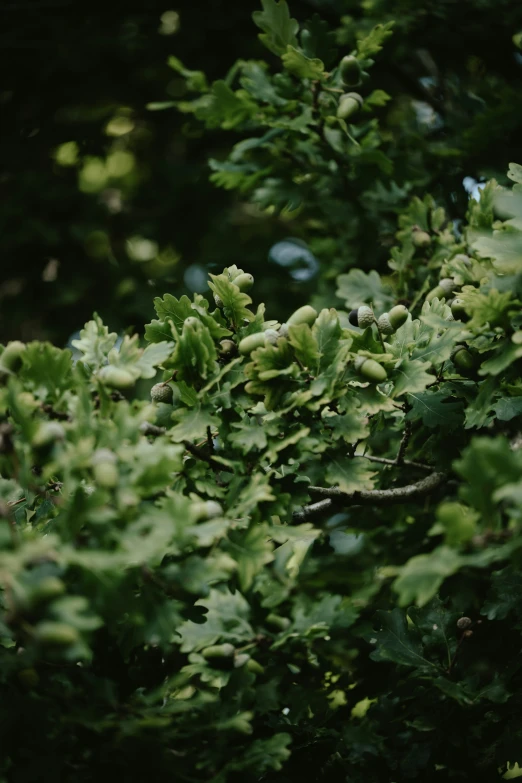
[294,472,447,521]
[292,499,335,523]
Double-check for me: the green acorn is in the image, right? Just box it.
[150,383,173,404]
[244,381,263,396]
[29,577,65,605]
[337,92,363,121]
[91,448,119,488]
[192,500,223,521]
[348,305,374,329]
[32,421,65,450]
[98,365,135,389]
[451,298,469,321]
[412,229,431,248]
[451,346,477,371]
[219,339,236,356]
[439,278,457,295]
[34,621,80,647]
[355,356,387,383]
[234,273,254,292]
[339,55,362,87]
[426,285,450,303]
[17,667,40,689]
[246,658,265,674]
[388,305,409,330]
[239,332,267,355]
[0,341,26,374]
[287,305,318,327]
[265,613,291,632]
[201,642,236,662]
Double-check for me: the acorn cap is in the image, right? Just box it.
[377,313,394,335]
[357,306,375,329]
[150,383,174,404]
[264,329,279,345]
[439,278,456,295]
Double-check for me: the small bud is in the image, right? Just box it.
[457,617,472,630]
[463,629,473,638]
[214,294,224,308]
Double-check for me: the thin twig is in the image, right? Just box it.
[396,420,412,466]
[361,455,433,471]
[182,440,233,473]
[294,471,447,521]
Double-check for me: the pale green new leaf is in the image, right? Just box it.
[392,547,462,607]
[252,0,299,56]
[282,46,325,79]
[72,315,118,370]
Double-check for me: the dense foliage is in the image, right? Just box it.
[2,0,522,342]
[2,1,522,781]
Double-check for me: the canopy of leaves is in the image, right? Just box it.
[2,1,522,781]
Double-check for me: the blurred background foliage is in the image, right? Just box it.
[1,0,522,345]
